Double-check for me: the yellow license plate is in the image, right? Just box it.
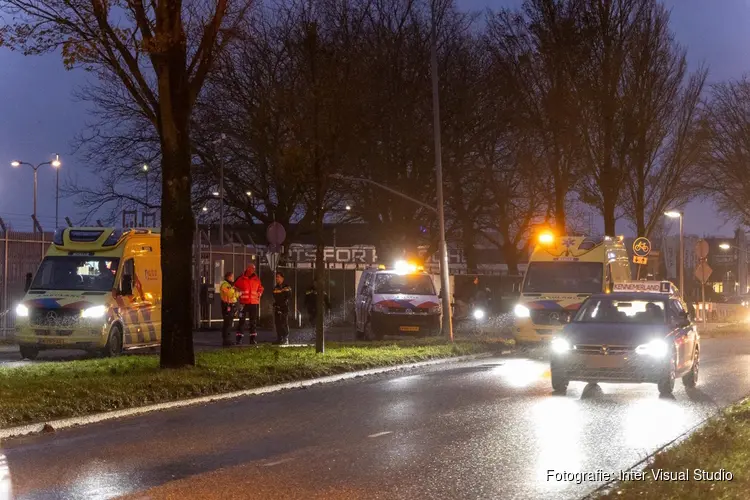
[40,338,66,346]
[399,326,420,332]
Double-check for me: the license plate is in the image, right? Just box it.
[399,326,420,332]
[40,338,66,346]
[588,356,624,368]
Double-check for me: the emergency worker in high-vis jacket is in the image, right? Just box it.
[234,264,264,345]
[219,271,239,347]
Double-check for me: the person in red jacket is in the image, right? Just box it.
[233,264,264,345]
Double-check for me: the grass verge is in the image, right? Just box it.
[599,398,750,499]
[0,338,509,429]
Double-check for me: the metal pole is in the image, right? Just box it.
[679,215,684,298]
[220,162,224,247]
[431,4,453,341]
[33,167,38,234]
[701,263,707,329]
[55,167,59,229]
[3,225,8,336]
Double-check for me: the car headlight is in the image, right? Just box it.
[15,304,29,317]
[514,304,530,318]
[372,303,388,313]
[473,308,485,320]
[635,339,669,358]
[81,305,107,319]
[550,337,570,354]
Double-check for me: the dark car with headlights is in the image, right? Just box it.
[549,291,699,396]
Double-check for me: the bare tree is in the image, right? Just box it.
[619,3,707,237]
[485,1,585,235]
[703,77,750,224]
[1,0,249,367]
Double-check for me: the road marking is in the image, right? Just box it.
[368,431,393,438]
[262,458,293,467]
[498,397,510,402]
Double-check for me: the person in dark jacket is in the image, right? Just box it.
[273,272,292,345]
[304,284,331,327]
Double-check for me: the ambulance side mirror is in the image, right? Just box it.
[24,272,33,292]
[121,275,133,296]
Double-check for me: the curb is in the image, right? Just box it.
[0,352,500,441]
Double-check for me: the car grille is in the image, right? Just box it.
[30,308,81,327]
[530,310,571,325]
[573,344,635,355]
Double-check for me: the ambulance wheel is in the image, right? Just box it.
[19,346,39,360]
[103,325,123,358]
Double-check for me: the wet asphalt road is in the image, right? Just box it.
[2,338,750,500]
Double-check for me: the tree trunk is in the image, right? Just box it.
[504,244,520,276]
[555,186,566,235]
[314,206,325,353]
[158,106,196,368]
[603,197,616,236]
[462,223,477,274]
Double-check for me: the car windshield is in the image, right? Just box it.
[31,256,120,292]
[374,273,435,295]
[522,262,603,294]
[574,298,667,324]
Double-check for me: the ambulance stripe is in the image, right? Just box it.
[141,308,156,342]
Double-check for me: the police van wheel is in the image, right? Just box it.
[19,346,39,361]
[103,326,123,358]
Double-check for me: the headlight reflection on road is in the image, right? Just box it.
[531,398,583,486]
[0,453,12,500]
[623,399,686,449]
[68,463,130,499]
[491,360,547,388]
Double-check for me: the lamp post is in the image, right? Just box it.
[430,0,453,342]
[720,242,747,295]
[665,211,684,298]
[331,174,454,341]
[11,155,61,231]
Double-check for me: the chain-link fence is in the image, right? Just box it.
[0,228,54,340]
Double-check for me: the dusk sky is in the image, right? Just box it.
[1,0,749,235]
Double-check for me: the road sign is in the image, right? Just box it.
[694,261,712,284]
[695,239,709,259]
[633,255,648,265]
[633,237,652,257]
[266,222,286,245]
[267,252,280,271]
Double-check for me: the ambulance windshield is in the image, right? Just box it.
[31,256,120,291]
[522,262,603,294]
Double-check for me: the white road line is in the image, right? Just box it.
[498,397,510,402]
[262,458,294,467]
[368,431,393,438]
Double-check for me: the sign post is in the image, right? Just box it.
[632,237,652,279]
[694,239,711,328]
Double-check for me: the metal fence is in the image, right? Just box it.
[0,230,54,339]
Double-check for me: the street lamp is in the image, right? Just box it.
[430,0,453,341]
[345,205,351,211]
[11,155,61,232]
[664,211,684,298]
[142,164,149,208]
[331,173,453,340]
[51,155,61,228]
[720,243,731,250]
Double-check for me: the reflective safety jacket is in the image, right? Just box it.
[220,280,238,304]
[235,272,264,305]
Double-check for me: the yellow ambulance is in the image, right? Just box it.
[513,234,631,345]
[14,227,162,359]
